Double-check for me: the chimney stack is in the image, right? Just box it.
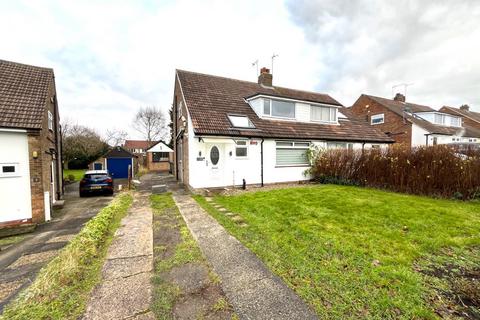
[393,93,405,102]
[258,67,272,87]
[460,104,470,111]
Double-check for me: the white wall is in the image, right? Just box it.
[0,131,32,223]
[411,124,429,146]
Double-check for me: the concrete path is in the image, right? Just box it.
[0,183,113,313]
[83,191,154,320]
[172,193,318,320]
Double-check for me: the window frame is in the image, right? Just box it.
[310,105,337,123]
[370,113,385,125]
[48,110,54,131]
[275,140,310,167]
[234,140,248,159]
[152,152,169,162]
[262,98,296,119]
[228,115,256,129]
[0,163,20,178]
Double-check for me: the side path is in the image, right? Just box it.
[172,193,318,320]
[83,191,154,320]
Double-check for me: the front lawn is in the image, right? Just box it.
[63,169,86,182]
[195,185,480,319]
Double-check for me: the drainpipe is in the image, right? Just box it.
[260,138,264,187]
[425,134,429,146]
[53,94,62,200]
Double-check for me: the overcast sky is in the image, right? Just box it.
[1,0,479,139]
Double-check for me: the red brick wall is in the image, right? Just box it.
[146,152,171,171]
[172,74,190,186]
[27,133,45,223]
[350,95,412,146]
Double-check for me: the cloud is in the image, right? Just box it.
[286,0,480,109]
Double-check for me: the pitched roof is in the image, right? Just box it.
[0,59,54,129]
[362,94,480,137]
[124,140,157,150]
[440,106,480,124]
[177,70,393,143]
[104,146,134,158]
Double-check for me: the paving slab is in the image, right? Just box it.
[83,192,153,320]
[173,193,318,320]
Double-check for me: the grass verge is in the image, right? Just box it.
[0,235,26,248]
[194,185,480,319]
[150,194,236,319]
[1,192,133,320]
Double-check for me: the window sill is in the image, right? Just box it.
[275,164,311,168]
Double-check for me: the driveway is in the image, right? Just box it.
[0,182,114,313]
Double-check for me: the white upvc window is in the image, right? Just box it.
[449,116,461,127]
[228,115,255,128]
[311,105,337,123]
[0,163,20,178]
[263,99,295,119]
[275,141,310,166]
[371,113,384,125]
[327,142,354,150]
[434,113,446,125]
[235,140,248,158]
[48,111,54,131]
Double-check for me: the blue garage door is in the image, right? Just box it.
[107,158,132,179]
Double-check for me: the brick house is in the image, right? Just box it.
[0,59,63,228]
[440,105,480,134]
[145,141,173,172]
[172,68,393,189]
[350,93,480,147]
[124,140,157,167]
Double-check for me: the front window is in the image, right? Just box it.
[370,114,384,125]
[263,99,295,118]
[48,111,53,131]
[235,140,248,158]
[228,115,255,128]
[275,141,310,166]
[0,163,19,177]
[311,106,337,122]
[152,152,169,162]
[327,142,354,150]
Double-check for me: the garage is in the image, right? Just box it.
[90,147,135,180]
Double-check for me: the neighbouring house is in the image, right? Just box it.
[124,139,157,166]
[172,68,394,189]
[440,105,480,133]
[88,146,136,179]
[0,59,63,229]
[146,141,173,172]
[350,93,480,147]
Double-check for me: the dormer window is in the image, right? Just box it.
[228,115,255,128]
[263,99,295,118]
[311,105,337,123]
[434,113,446,125]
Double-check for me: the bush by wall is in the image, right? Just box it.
[309,145,480,200]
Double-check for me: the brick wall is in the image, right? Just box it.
[172,73,190,186]
[146,152,171,171]
[350,95,412,146]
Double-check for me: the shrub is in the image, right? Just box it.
[67,174,75,182]
[309,145,480,199]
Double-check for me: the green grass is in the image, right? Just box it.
[194,185,480,319]
[0,235,25,247]
[150,194,204,319]
[63,169,86,182]
[1,193,133,320]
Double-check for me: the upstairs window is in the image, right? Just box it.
[48,111,53,131]
[228,115,255,128]
[263,99,295,118]
[450,116,461,127]
[370,114,384,125]
[434,113,446,125]
[311,106,337,122]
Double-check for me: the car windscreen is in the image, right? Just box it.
[84,174,109,179]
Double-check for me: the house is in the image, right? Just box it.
[172,68,393,189]
[146,141,173,172]
[124,140,157,167]
[440,105,480,134]
[0,59,63,228]
[350,93,480,147]
[88,146,136,179]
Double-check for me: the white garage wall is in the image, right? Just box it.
[0,130,32,223]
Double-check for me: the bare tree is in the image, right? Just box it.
[132,106,168,142]
[105,128,128,147]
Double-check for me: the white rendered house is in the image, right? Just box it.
[172,68,393,189]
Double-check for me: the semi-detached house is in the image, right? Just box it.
[172,68,393,189]
[0,59,63,229]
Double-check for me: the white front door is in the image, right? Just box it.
[206,144,224,186]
